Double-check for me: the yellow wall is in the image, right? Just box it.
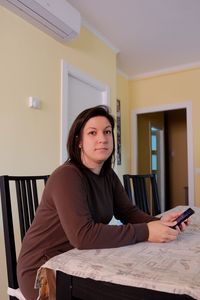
[130,69,200,207]
[0,7,117,175]
[0,6,117,299]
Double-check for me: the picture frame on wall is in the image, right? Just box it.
[116,99,121,165]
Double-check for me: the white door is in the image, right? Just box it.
[60,61,110,163]
[151,128,165,212]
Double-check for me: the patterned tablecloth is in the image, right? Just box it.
[39,206,200,300]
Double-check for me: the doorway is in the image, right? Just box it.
[131,102,194,210]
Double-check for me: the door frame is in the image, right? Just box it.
[131,101,194,206]
[60,60,110,163]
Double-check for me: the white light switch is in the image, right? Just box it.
[28,97,41,109]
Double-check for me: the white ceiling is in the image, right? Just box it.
[67,0,200,79]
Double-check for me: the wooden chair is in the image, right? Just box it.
[0,175,49,300]
[123,174,161,216]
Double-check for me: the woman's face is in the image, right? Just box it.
[79,116,113,170]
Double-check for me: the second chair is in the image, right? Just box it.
[123,174,161,216]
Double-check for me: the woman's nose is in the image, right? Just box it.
[97,132,107,142]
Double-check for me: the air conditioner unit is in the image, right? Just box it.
[1,0,81,42]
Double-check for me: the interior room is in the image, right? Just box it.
[1,1,200,299]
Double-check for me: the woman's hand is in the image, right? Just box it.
[147,211,191,243]
[161,211,181,227]
[161,211,190,231]
[147,220,179,243]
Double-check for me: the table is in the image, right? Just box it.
[37,206,200,300]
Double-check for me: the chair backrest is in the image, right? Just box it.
[123,174,161,216]
[0,175,49,298]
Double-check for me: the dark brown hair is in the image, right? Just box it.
[67,105,115,170]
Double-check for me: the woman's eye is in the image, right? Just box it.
[88,131,96,135]
[105,130,112,135]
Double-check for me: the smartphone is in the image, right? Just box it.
[172,207,195,229]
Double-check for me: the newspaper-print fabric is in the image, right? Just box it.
[37,206,200,300]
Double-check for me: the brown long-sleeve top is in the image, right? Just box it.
[17,162,156,293]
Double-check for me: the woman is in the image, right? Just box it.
[17,105,183,300]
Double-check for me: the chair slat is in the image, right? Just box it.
[31,179,39,214]
[26,180,35,224]
[0,176,18,291]
[150,175,161,215]
[21,180,30,238]
[15,181,25,240]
